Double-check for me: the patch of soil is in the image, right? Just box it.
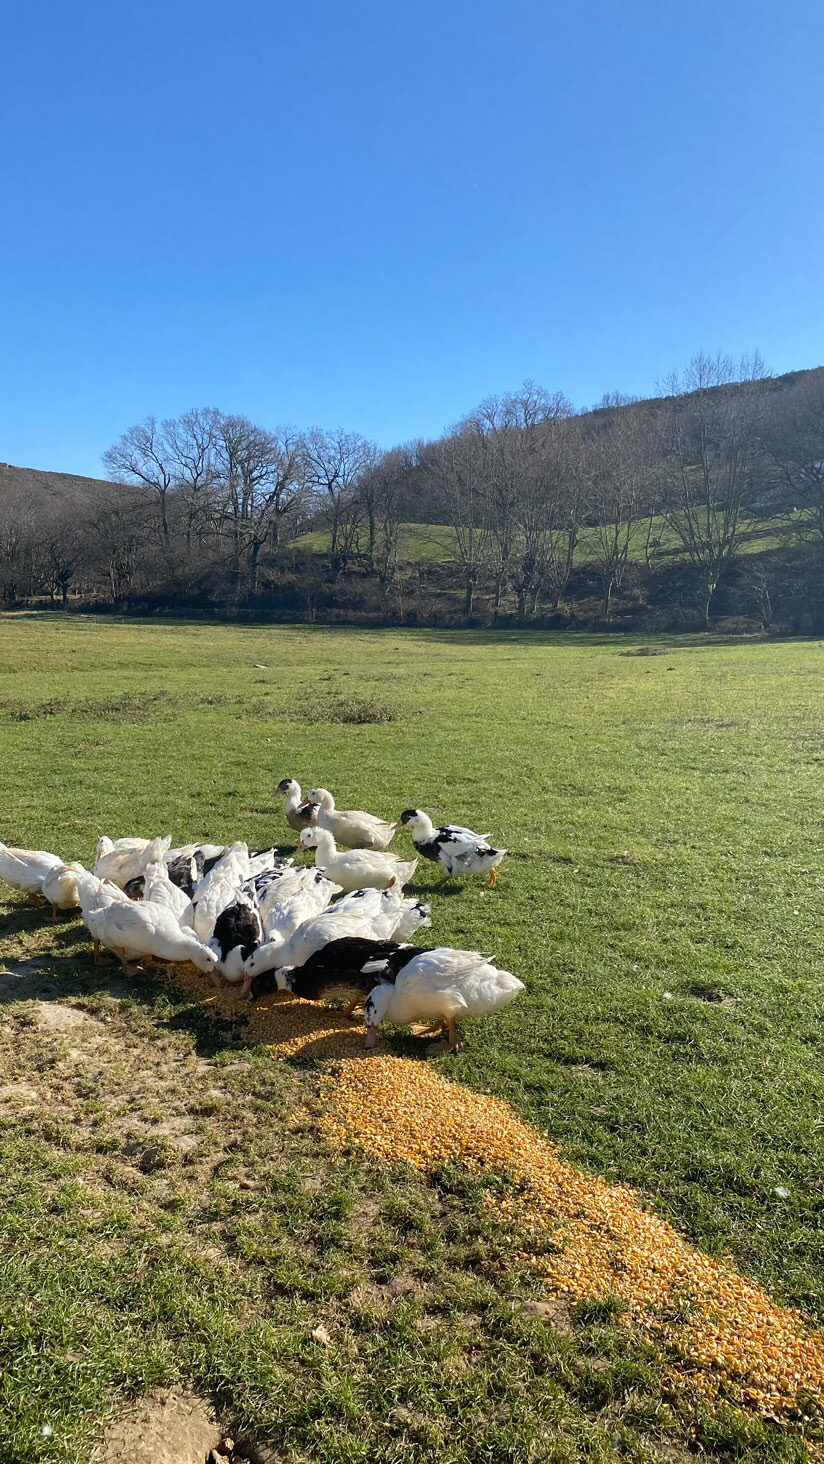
[28,1000,96,1030]
[101,1389,220,1464]
[517,1297,575,1334]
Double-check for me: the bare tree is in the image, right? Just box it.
[507,421,578,618]
[583,399,648,620]
[89,499,147,602]
[213,416,306,595]
[657,352,768,627]
[462,382,572,615]
[302,428,377,574]
[103,417,176,546]
[424,429,492,616]
[37,511,85,605]
[758,371,824,542]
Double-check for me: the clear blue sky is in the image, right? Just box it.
[1,0,821,479]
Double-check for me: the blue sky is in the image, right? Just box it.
[1,0,821,478]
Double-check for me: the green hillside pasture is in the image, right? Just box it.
[295,514,782,569]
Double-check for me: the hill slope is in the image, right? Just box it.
[0,461,126,516]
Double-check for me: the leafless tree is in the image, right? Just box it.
[583,398,648,620]
[424,429,492,616]
[758,371,824,541]
[89,499,147,602]
[212,416,306,595]
[657,352,768,627]
[103,417,177,546]
[462,382,572,615]
[302,428,378,573]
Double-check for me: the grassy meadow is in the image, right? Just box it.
[294,514,782,566]
[0,615,821,1463]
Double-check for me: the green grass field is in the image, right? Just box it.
[294,515,781,566]
[0,616,821,1463]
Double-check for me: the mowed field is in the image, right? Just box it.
[0,615,822,1464]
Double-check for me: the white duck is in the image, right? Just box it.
[41,860,87,919]
[76,869,217,974]
[75,870,134,961]
[143,859,194,927]
[95,835,172,888]
[307,788,397,851]
[361,947,524,1051]
[398,809,506,888]
[0,842,64,900]
[331,884,432,941]
[259,867,341,942]
[191,842,250,942]
[274,778,317,833]
[299,827,417,894]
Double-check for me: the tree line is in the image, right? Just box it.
[1,355,821,632]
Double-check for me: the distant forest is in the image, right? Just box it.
[2,356,821,634]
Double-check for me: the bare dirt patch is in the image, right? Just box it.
[101,1388,220,1464]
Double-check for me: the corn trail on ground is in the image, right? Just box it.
[171,966,824,1436]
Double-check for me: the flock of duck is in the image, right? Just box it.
[0,780,522,1052]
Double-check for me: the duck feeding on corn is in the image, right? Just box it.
[241,884,430,998]
[307,787,398,850]
[299,826,417,893]
[261,936,525,1053]
[361,946,524,1052]
[399,809,506,888]
[75,868,218,974]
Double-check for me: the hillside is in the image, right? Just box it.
[0,461,127,515]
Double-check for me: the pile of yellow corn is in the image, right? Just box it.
[169,964,386,1059]
[321,1055,824,1425]
[168,964,823,1431]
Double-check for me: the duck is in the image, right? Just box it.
[274,778,317,833]
[191,842,250,942]
[41,860,86,919]
[360,946,524,1052]
[258,866,341,942]
[280,936,406,1010]
[398,809,506,888]
[76,868,217,974]
[241,882,431,999]
[306,788,398,850]
[209,892,263,983]
[299,827,417,894]
[0,842,64,900]
[143,859,194,926]
[94,834,172,888]
[331,884,432,941]
[75,869,137,963]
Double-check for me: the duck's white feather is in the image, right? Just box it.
[0,842,64,896]
[307,788,397,850]
[300,828,416,894]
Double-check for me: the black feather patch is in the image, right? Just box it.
[286,937,404,1001]
[212,900,263,962]
[166,852,196,897]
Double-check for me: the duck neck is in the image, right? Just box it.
[415,813,436,841]
[312,829,337,860]
[285,785,302,813]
